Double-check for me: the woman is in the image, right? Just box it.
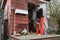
[35,6,44,35]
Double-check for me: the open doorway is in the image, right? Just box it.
[28,3,44,33]
[28,3,36,32]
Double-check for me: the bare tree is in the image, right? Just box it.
[47,0,60,34]
[47,0,60,26]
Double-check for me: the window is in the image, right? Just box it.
[15,9,28,14]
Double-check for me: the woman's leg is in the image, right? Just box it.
[40,23,44,35]
[36,23,39,34]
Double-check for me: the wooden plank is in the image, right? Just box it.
[10,35,60,40]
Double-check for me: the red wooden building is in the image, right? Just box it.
[1,0,50,36]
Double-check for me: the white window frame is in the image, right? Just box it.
[15,9,28,14]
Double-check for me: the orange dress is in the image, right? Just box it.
[40,17,44,35]
[36,17,44,35]
[36,22,39,34]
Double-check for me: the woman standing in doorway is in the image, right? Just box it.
[35,5,44,35]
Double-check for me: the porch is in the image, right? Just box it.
[10,34,60,40]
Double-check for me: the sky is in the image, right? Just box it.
[54,0,60,2]
[58,0,60,2]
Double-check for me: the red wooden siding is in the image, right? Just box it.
[11,0,28,10]
[9,11,28,34]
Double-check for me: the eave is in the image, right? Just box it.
[28,0,51,4]
[37,0,51,4]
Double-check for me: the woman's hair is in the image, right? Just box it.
[36,5,40,8]
[39,8,44,17]
[39,8,43,13]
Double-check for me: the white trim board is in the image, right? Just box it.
[15,9,28,14]
[40,0,49,3]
